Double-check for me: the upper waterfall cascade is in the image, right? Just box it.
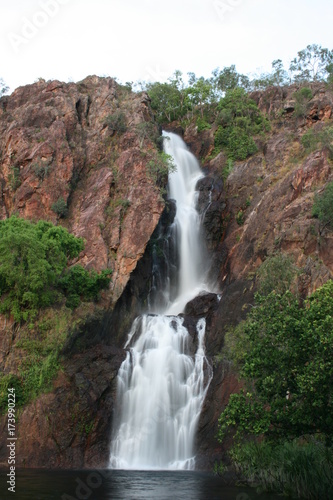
[109,132,212,470]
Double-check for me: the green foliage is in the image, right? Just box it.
[51,197,68,218]
[222,159,234,180]
[146,72,189,124]
[59,266,111,309]
[236,210,245,225]
[0,308,72,413]
[312,181,333,231]
[214,88,269,160]
[0,374,25,412]
[135,121,160,148]
[211,65,250,94]
[256,252,299,295]
[105,110,127,133]
[32,160,51,181]
[293,87,313,117]
[301,125,333,158]
[0,217,110,322]
[289,44,333,82]
[230,440,333,499]
[218,280,333,444]
[196,117,211,132]
[8,166,21,190]
[147,151,176,191]
[19,351,60,402]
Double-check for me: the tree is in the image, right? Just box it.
[289,44,333,82]
[185,76,214,117]
[256,253,298,295]
[312,181,333,232]
[0,78,9,97]
[271,59,289,86]
[146,81,182,124]
[218,281,333,444]
[214,87,270,160]
[0,217,111,321]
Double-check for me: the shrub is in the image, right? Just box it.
[214,88,269,160]
[0,374,25,412]
[293,87,313,117]
[0,217,111,322]
[105,111,127,133]
[196,117,211,132]
[230,440,333,499]
[218,280,333,444]
[236,210,245,225]
[51,197,68,218]
[8,166,21,190]
[301,125,333,158]
[256,252,299,295]
[312,181,333,231]
[59,265,111,309]
[32,161,51,181]
[146,151,176,192]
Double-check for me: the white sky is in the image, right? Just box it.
[1,0,332,92]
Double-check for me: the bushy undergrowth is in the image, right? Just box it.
[231,440,333,499]
[0,216,111,322]
[0,308,72,413]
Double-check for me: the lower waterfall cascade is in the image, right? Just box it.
[109,132,213,470]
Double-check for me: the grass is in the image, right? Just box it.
[230,439,333,499]
[0,307,72,414]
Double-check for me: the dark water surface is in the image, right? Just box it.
[0,469,282,500]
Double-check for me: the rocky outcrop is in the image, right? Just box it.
[0,77,165,468]
[1,80,333,471]
[0,76,164,303]
[183,83,333,468]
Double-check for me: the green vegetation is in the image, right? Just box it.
[312,181,333,231]
[0,216,111,322]
[0,308,73,413]
[8,166,21,191]
[289,44,333,82]
[231,440,333,499]
[51,197,68,218]
[32,160,51,181]
[301,125,333,158]
[293,87,313,117]
[135,121,160,148]
[146,151,176,193]
[235,210,245,226]
[214,88,269,160]
[219,280,333,443]
[219,273,333,497]
[59,265,111,309]
[105,110,127,133]
[256,252,299,295]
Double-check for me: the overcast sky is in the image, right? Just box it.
[1,0,332,92]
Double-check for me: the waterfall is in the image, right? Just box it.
[109,132,212,470]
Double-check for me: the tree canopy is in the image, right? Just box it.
[219,280,333,445]
[0,217,111,322]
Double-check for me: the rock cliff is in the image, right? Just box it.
[0,76,165,467]
[179,82,333,467]
[0,79,333,469]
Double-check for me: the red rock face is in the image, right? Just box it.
[1,81,333,470]
[0,76,164,303]
[0,77,165,468]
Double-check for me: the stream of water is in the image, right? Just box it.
[109,132,212,470]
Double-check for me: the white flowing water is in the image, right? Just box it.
[109,132,212,470]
